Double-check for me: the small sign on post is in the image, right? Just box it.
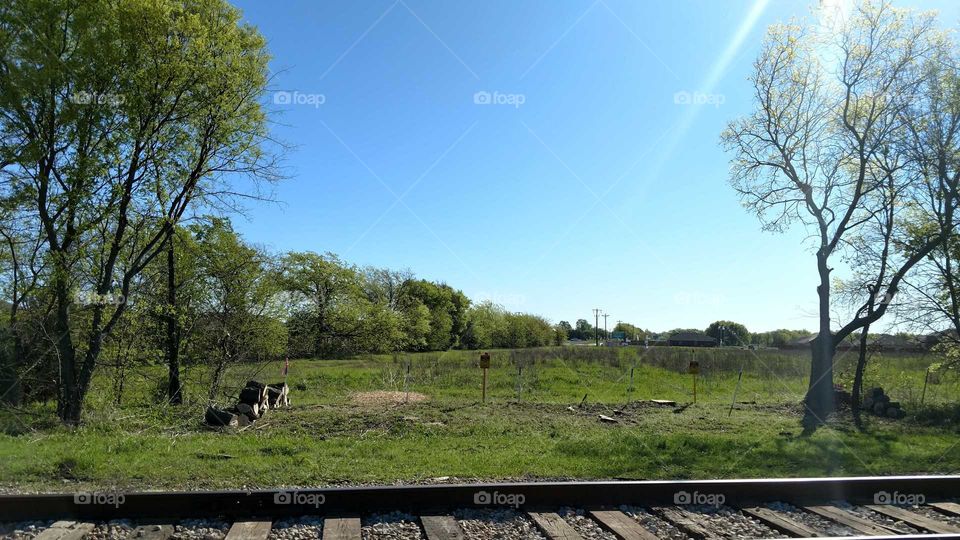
[480,352,491,402]
[688,360,700,403]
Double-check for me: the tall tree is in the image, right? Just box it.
[0,0,277,423]
[721,2,958,431]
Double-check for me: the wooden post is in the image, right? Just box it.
[404,361,411,404]
[482,368,487,403]
[480,352,491,403]
[693,374,697,404]
[516,364,522,402]
[628,367,634,393]
[728,368,743,416]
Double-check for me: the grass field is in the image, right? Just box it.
[1,346,959,491]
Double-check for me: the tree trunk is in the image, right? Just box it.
[0,330,23,406]
[166,232,183,404]
[314,307,325,358]
[53,274,82,425]
[802,253,835,433]
[852,324,871,429]
[114,350,126,406]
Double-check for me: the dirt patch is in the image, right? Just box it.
[350,391,429,406]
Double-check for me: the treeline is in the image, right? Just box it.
[559,318,813,349]
[1,217,557,408]
[278,246,556,356]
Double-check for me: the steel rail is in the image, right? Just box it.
[1,475,958,521]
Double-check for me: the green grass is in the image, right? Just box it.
[1,346,958,491]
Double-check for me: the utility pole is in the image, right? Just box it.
[602,313,609,342]
[592,308,601,346]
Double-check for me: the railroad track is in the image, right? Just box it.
[2,476,960,540]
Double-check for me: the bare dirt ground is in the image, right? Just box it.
[350,391,429,406]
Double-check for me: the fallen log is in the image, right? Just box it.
[266,382,290,408]
[236,402,259,420]
[238,386,262,405]
[246,380,268,401]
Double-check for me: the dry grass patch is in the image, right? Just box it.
[350,391,429,406]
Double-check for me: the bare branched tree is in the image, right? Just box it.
[722,2,959,432]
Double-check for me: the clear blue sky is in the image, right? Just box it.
[228,0,960,333]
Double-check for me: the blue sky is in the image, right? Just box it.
[228,0,960,333]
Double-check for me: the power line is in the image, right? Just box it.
[592,308,601,346]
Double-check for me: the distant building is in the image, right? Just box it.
[785,334,819,349]
[786,332,923,352]
[667,332,717,348]
[924,329,959,350]
[867,334,925,353]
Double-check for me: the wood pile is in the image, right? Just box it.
[204,380,290,428]
[862,386,907,419]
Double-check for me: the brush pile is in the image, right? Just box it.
[204,380,290,428]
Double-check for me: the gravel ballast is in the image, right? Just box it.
[267,516,323,540]
[87,520,135,540]
[619,506,690,539]
[675,505,785,539]
[557,508,615,540]
[764,502,856,537]
[454,508,545,540]
[912,505,960,527]
[171,519,230,540]
[362,511,423,539]
[834,502,921,535]
[0,521,54,540]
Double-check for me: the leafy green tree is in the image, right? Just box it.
[751,329,811,348]
[399,280,469,351]
[553,322,571,345]
[190,219,285,402]
[0,0,276,423]
[362,267,413,309]
[461,300,505,349]
[572,319,594,340]
[613,322,647,341]
[400,302,432,351]
[705,321,750,346]
[277,252,360,357]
